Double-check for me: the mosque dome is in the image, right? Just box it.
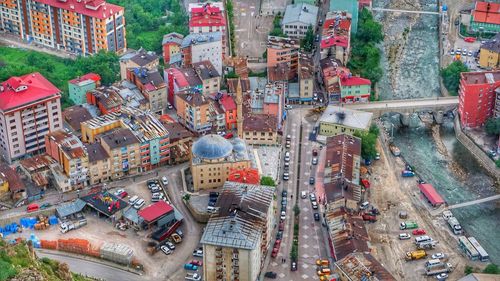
[192,134,233,160]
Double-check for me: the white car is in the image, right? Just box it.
[167,104,173,110]
[160,245,172,255]
[399,233,411,240]
[165,241,175,250]
[114,189,124,196]
[432,253,445,259]
[450,50,455,55]
[161,176,169,186]
[283,172,289,181]
[436,273,448,280]
[311,201,318,209]
[280,211,286,221]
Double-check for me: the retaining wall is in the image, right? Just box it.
[0,209,56,226]
[454,115,500,182]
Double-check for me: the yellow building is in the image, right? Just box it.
[479,35,500,69]
[99,128,141,180]
[85,143,111,185]
[201,181,275,281]
[81,113,121,143]
[191,135,252,191]
[318,106,373,138]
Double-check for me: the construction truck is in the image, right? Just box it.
[60,219,87,234]
[405,250,427,261]
[417,240,437,250]
[426,263,453,276]
[400,221,418,230]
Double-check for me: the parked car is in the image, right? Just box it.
[165,241,175,250]
[436,273,448,280]
[151,186,161,193]
[276,231,283,240]
[309,193,316,201]
[114,189,125,196]
[40,203,52,210]
[309,177,315,185]
[450,49,455,55]
[432,253,445,259]
[286,140,291,149]
[224,133,234,139]
[291,260,298,271]
[184,263,198,271]
[280,211,286,221]
[118,191,128,198]
[279,222,285,231]
[176,229,184,238]
[283,172,290,181]
[412,229,426,235]
[301,191,307,199]
[314,213,320,221]
[190,260,203,266]
[311,201,318,209]
[264,272,277,279]
[464,37,476,43]
[161,176,169,186]
[312,158,318,165]
[360,201,369,209]
[375,152,381,160]
[399,233,411,240]
[167,104,173,110]
[312,149,318,156]
[160,245,172,255]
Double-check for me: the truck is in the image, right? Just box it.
[400,221,418,230]
[362,213,377,222]
[447,217,463,235]
[60,219,87,234]
[401,170,415,177]
[417,240,437,250]
[171,233,182,244]
[405,250,427,261]
[185,273,201,281]
[426,263,453,276]
[389,144,401,156]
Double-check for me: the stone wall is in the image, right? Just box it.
[454,116,500,182]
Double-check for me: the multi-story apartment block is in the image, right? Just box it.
[217,93,237,130]
[0,0,126,55]
[0,72,62,163]
[282,3,318,39]
[181,32,223,76]
[324,134,361,186]
[320,57,350,103]
[162,32,184,65]
[175,92,211,133]
[84,142,110,185]
[127,67,168,115]
[298,53,314,104]
[189,3,226,57]
[119,48,159,80]
[458,71,500,128]
[98,127,140,179]
[164,66,203,107]
[320,11,351,65]
[339,75,371,103]
[479,33,500,69]
[193,60,221,95]
[45,130,89,190]
[209,99,226,132]
[267,36,300,81]
[86,86,124,115]
[68,73,101,105]
[201,181,275,281]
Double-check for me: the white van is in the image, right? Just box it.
[426,259,441,267]
[133,199,145,209]
[207,206,218,213]
[301,191,307,199]
[415,235,431,243]
[360,201,369,209]
[129,195,139,204]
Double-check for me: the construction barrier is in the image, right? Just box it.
[100,242,134,265]
[58,238,91,255]
[40,240,58,250]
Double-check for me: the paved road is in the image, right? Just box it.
[36,250,141,281]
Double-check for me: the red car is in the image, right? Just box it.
[312,149,318,156]
[412,229,426,235]
[190,260,203,266]
[224,133,234,139]
[118,191,128,198]
[464,37,476,43]
[361,213,377,222]
[271,247,279,257]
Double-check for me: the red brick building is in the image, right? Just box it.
[458,71,500,128]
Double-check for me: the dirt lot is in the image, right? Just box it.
[364,138,476,281]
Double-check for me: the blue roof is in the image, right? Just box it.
[192,134,233,160]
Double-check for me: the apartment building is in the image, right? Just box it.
[45,130,89,190]
[162,32,184,65]
[175,92,211,133]
[339,75,371,103]
[201,181,275,281]
[479,33,500,69]
[98,128,140,179]
[282,3,318,39]
[84,142,110,185]
[119,48,159,80]
[320,11,352,65]
[164,66,203,107]
[0,0,126,55]
[458,71,500,128]
[68,73,101,105]
[298,53,314,104]
[193,60,221,95]
[127,67,168,114]
[181,32,223,76]
[189,3,226,57]
[321,57,350,103]
[324,134,361,186]
[267,36,300,81]
[0,72,62,163]
[86,86,124,115]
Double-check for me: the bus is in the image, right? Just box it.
[458,236,479,261]
[467,237,489,262]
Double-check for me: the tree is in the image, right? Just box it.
[269,14,286,37]
[440,60,469,95]
[300,26,315,53]
[260,176,276,187]
[483,263,500,274]
[496,159,500,168]
[485,118,500,135]
[182,194,191,201]
[354,125,380,160]
[464,265,475,275]
[357,8,384,44]
[293,204,300,216]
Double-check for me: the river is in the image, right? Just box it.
[374,0,500,264]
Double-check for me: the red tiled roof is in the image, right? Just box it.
[189,4,226,27]
[69,73,101,85]
[0,72,60,111]
[168,68,189,88]
[321,36,349,48]
[340,76,371,87]
[418,184,444,206]
[138,201,174,222]
[473,2,500,25]
[35,0,123,19]
[220,94,236,111]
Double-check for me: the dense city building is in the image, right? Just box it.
[282,3,319,39]
[298,53,314,104]
[0,72,63,163]
[192,60,221,95]
[479,33,500,69]
[126,68,168,115]
[318,106,373,138]
[181,32,223,76]
[267,36,300,81]
[162,32,184,66]
[164,66,203,107]
[339,75,371,103]
[98,128,141,179]
[201,181,275,281]
[68,73,101,105]
[175,92,211,134]
[0,0,126,55]
[458,71,500,128]
[320,11,352,64]
[330,0,358,34]
[119,49,159,81]
[191,135,252,191]
[189,3,226,57]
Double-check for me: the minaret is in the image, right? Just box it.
[235,78,243,138]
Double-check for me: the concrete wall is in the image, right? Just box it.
[454,115,500,182]
[0,208,56,226]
